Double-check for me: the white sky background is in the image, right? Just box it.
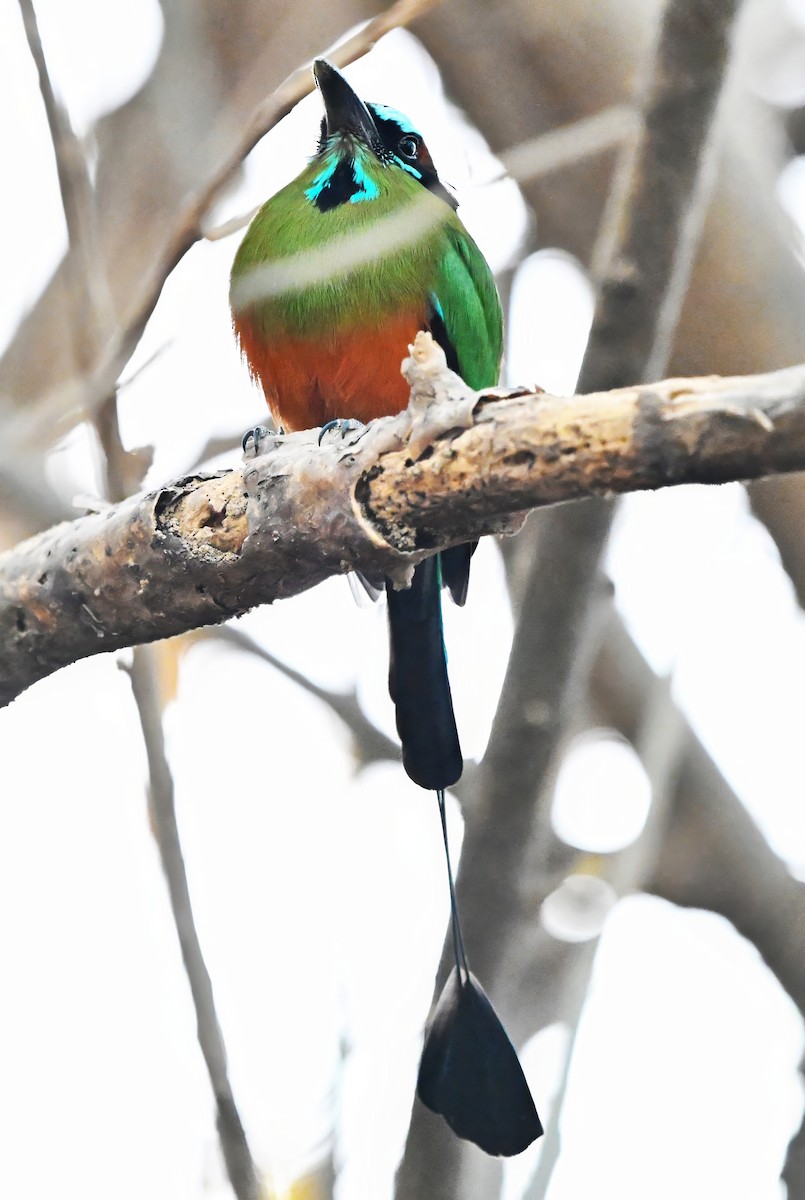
[1,2,804,1199]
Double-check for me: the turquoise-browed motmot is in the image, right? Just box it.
[230,58,542,1157]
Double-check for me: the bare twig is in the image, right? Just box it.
[20,17,257,1183]
[17,27,250,1171]
[16,0,110,334]
[748,475,805,610]
[126,644,261,1200]
[12,0,117,531]
[100,384,257,1197]
[495,105,639,186]
[16,26,258,1187]
[207,625,398,768]
[521,943,598,1200]
[0,463,71,533]
[184,435,243,472]
[203,207,262,243]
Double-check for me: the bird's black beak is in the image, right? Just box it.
[313,58,379,147]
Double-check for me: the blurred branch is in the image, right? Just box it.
[446,581,805,1200]
[9,0,114,533]
[126,644,261,1200]
[21,14,259,1184]
[420,0,805,375]
[520,666,686,1200]
[587,605,805,1197]
[203,208,262,242]
[415,0,655,259]
[185,434,243,472]
[206,625,398,768]
[748,475,805,609]
[580,1,739,394]
[25,18,237,1154]
[502,598,805,1199]
[472,0,805,675]
[0,463,71,535]
[397,1,741,1194]
[588,606,805,1017]
[497,105,639,186]
[520,943,597,1200]
[100,355,258,1196]
[4,353,805,706]
[16,0,110,334]
[17,29,255,1173]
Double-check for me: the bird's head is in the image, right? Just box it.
[306,58,457,212]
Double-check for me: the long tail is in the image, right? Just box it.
[386,555,462,792]
[385,552,467,987]
[386,553,464,976]
[387,554,543,1156]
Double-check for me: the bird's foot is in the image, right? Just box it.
[318,417,366,446]
[241,424,283,459]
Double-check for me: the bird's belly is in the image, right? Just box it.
[235,309,425,431]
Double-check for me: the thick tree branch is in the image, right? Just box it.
[4,348,805,707]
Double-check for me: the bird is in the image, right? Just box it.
[230,57,542,1157]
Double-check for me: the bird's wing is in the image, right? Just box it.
[425,226,502,606]
[429,225,503,391]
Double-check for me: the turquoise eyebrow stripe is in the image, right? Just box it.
[371,103,421,137]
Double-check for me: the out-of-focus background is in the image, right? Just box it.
[1,1,805,1198]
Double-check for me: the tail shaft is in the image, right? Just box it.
[437,788,468,978]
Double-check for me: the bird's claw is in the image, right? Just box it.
[318,417,366,446]
[242,425,283,458]
[242,426,268,456]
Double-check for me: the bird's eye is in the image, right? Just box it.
[397,135,419,160]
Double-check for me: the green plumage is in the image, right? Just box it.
[230,143,502,390]
[432,225,503,388]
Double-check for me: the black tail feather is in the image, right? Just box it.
[416,788,544,1157]
[386,556,462,791]
[417,967,544,1156]
[440,542,476,607]
[387,553,543,1156]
